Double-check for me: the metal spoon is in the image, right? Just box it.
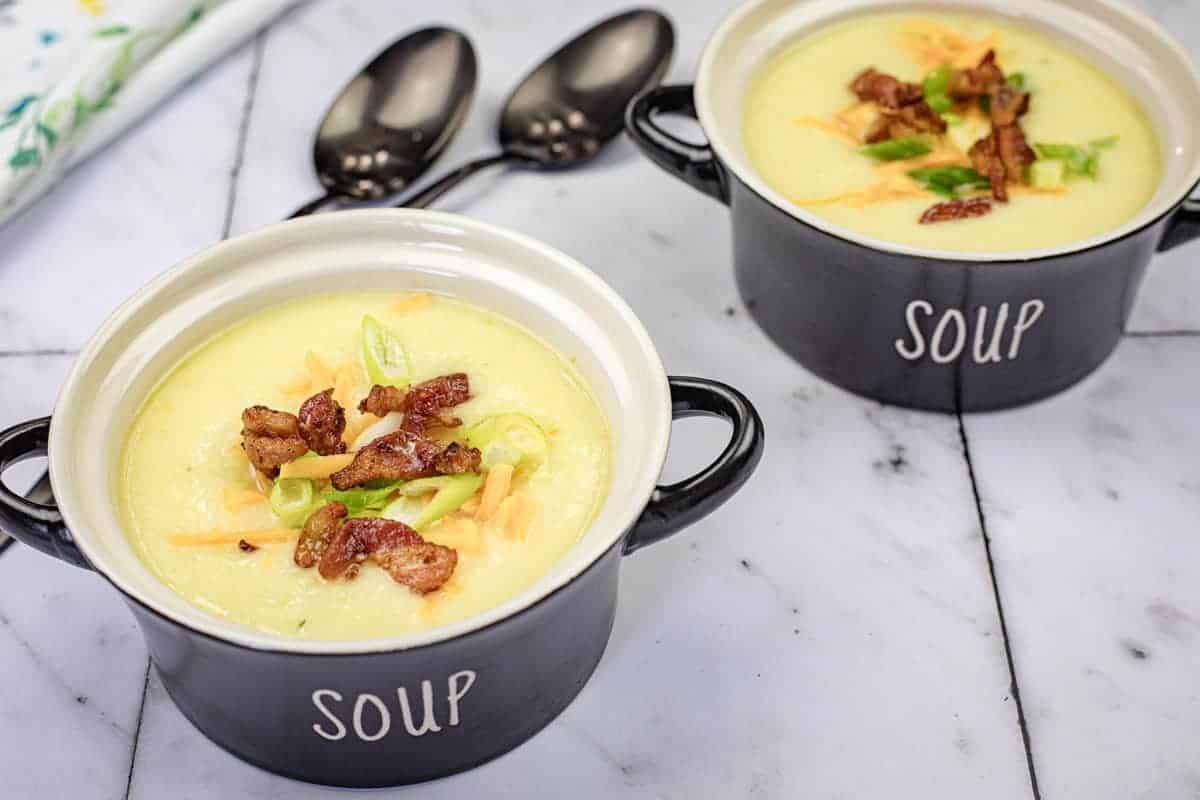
[290,27,477,218]
[396,8,674,210]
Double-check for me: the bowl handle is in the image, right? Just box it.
[0,417,90,569]
[1158,196,1200,253]
[624,377,764,554]
[625,85,730,205]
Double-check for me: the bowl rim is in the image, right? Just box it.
[694,0,1200,263]
[47,209,672,655]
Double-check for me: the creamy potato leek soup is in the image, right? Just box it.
[118,291,611,640]
[743,12,1161,252]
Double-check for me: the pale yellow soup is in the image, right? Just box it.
[743,12,1162,252]
[118,292,611,640]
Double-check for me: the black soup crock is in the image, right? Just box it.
[0,211,763,787]
[627,0,1200,412]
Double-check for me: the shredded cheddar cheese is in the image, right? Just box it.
[899,21,1000,70]
[222,487,266,512]
[389,292,434,314]
[278,453,355,480]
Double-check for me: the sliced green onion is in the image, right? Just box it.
[322,481,402,518]
[361,315,411,388]
[925,94,952,113]
[1033,136,1119,180]
[922,64,953,98]
[270,478,321,528]
[940,112,963,126]
[1027,159,1065,190]
[907,166,992,198]
[859,136,933,162]
[381,473,483,532]
[1007,72,1027,90]
[464,413,550,472]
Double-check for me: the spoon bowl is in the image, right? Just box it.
[292,28,477,217]
[500,9,675,166]
[398,9,674,208]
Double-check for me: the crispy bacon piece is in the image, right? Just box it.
[989,84,1030,127]
[241,406,308,477]
[298,389,347,456]
[295,501,347,568]
[238,539,258,553]
[329,430,481,490]
[318,517,457,593]
[401,373,470,432]
[433,441,482,475]
[969,124,1035,202]
[948,50,1005,100]
[863,102,948,143]
[919,197,993,224]
[358,384,407,417]
[850,68,924,109]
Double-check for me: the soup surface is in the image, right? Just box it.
[118,292,611,640]
[742,12,1161,252]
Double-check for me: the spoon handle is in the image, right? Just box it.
[288,192,345,219]
[396,152,521,209]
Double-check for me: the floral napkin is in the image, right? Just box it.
[0,0,298,226]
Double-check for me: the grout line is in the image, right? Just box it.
[956,413,1042,800]
[121,31,268,798]
[1123,329,1200,339]
[0,348,79,358]
[221,33,266,239]
[122,661,152,800]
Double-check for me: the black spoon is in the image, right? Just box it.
[290,27,477,218]
[396,8,674,209]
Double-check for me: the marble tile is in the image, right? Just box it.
[0,41,256,353]
[963,336,1200,799]
[0,355,150,799]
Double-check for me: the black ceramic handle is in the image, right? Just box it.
[624,377,764,554]
[625,84,729,205]
[1158,197,1200,252]
[0,417,90,569]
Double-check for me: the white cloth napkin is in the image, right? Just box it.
[0,0,298,226]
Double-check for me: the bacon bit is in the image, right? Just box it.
[948,49,1005,100]
[222,487,266,512]
[358,384,407,417]
[318,517,457,593]
[238,539,259,553]
[862,102,947,144]
[850,68,924,109]
[401,373,470,433]
[329,430,480,490]
[241,406,308,477]
[168,529,296,547]
[389,292,434,313]
[475,464,514,522]
[298,389,347,456]
[295,501,346,568]
[278,453,356,480]
[919,197,993,224]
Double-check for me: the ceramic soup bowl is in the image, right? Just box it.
[627,0,1200,412]
[0,210,763,787]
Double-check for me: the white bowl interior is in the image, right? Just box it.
[696,0,1200,261]
[48,210,671,654]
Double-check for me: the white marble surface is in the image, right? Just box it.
[0,1,1197,798]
